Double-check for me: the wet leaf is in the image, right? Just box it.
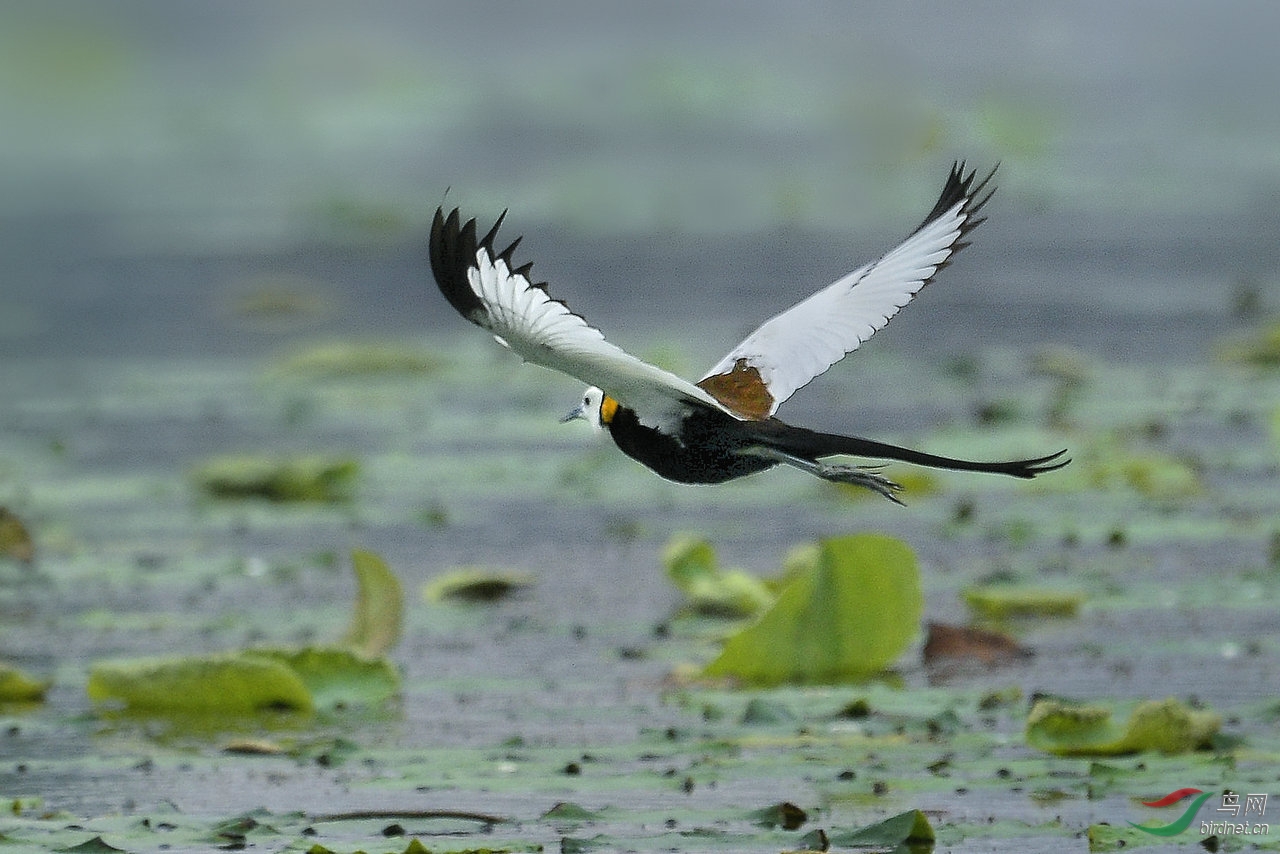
[560,835,610,853]
[87,653,314,715]
[541,802,606,823]
[0,662,49,702]
[0,507,35,563]
[423,567,535,603]
[772,542,820,594]
[1086,451,1202,499]
[248,647,400,709]
[747,801,807,830]
[341,550,404,658]
[703,534,923,685]
[1214,317,1280,366]
[222,737,286,755]
[740,697,797,725]
[1085,821,1159,851]
[663,535,773,618]
[1031,344,1093,385]
[193,454,358,502]
[271,340,443,378]
[963,587,1083,619]
[828,808,935,848]
[1027,696,1221,756]
[57,836,130,853]
[922,621,1032,665]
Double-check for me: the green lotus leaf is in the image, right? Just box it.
[703,533,923,684]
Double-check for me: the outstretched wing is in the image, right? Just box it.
[430,207,735,421]
[698,162,996,419]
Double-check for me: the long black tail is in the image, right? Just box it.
[769,425,1069,479]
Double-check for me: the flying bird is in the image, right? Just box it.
[429,162,1068,503]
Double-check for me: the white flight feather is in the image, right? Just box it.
[701,195,971,415]
[467,250,735,425]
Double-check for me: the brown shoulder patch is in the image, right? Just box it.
[697,358,774,420]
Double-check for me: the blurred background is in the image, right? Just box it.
[3,0,1278,364]
[2,3,1280,833]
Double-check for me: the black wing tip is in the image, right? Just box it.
[911,159,999,285]
[429,205,535,323]
[922,160,999,233]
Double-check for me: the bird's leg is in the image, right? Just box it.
[741,447,905,505]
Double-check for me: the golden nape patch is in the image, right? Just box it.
[599,394,620,424]
[697,358,774,420]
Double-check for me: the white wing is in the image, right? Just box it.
[700,163,996,418]
[430,207,735,421]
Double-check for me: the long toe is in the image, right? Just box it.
[822,463,906,505]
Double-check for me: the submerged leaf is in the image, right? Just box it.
[829,808,935,848]
[193,454,358,502]
[87,654,314,715]
[702,534,923,685]
[0,662,49,702]
[341,550,404,658]
[1027,697,1220,756]
[663,535,773,618]
[422,567,535,603]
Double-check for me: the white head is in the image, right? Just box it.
[561,386,615,431]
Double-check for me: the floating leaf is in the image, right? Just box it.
[247,647,399,710]
[747,801,807,830]
[541,802,606,823]
[271,340,442,378]
[663,535,774,618]
[1086,452,1202,499]
[772,542,820,594]
[1214,317,1280,366]
[923,621,1031,665]
[222,738,286,755]
[828,808,935,848]
[740,697,797,725]
[0,662,49,702]
[0,507,35,563]
[87,654,314,715]
[1031,344,1093,385]
[1027,697,1220,756]
[1086,822,1159,851]
[57,836,130,853]
[703,534,923,685]
[423,567,535,603]
[341,550,404,658]
[193,455,358,502]
[963,587,1083,620]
